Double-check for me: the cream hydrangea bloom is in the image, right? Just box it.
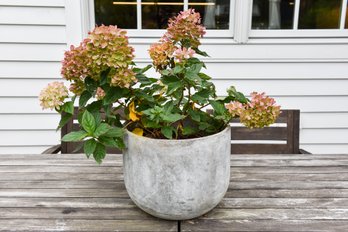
[39,82,68,110]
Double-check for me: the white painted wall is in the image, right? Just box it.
[0,0,347,154]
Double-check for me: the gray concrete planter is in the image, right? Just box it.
[123,126,231,220]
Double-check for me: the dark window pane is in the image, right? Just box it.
[142,0,183,29]
[252,0,295,29]
[95,0,137,29]
[189,0,230,29]
[298,0,341,29]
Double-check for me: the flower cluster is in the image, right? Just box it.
[61,25,135,93]
[148,40,176,71]
[39,81,68,110]
[148,9,205,70]
[226,92,281,128]
[174,47,195,62]
[111,68,136,88]
[166,9,206,48]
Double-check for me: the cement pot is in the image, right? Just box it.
[123,126,231,220]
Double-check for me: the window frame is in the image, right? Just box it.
[88,0,235,38]
[249,0,348,38]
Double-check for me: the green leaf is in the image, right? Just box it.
[194,48,209,57]
[85,77,98,93]
[167,82,182,95]
[86,100,103,113]
[98,136,118,147]
[84,139,97,158]
[189,63,204,74]
[198,73,211,80]
[79,91,92,107]
[162,113,183,123]
[94,123,111,137]
[62,131,88,142]
[100,69,110,86]
[82,110,96,135]
[56,113,73,130]
[115,138,126,149]
[161,126,173,139]
[209,100,226,115]
[61,101,74,114]
[103,87,129,105]
[104,127,124,138]
[173,65,184,74]
[182,126,198,136]
[93,142,106,164]
[188,108,201,122]
[191,89,211,104]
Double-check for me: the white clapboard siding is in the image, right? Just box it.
[0,44,65,61]
[0,114,60,130]
[0,6,65,25]
[132,43,348,60]
[0,1,348,154]
[0,1,66,154]
[0,130,60,146]
[0,62,61,78]
[301,145,348,154]
[0,146,54,154]
[0,25,66,43]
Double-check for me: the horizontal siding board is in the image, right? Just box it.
[0,6,65,25]
[214,79,348,96]
[0,0,64,7]
[0,25,66,43]
[0,114,59,130]
[2,79,348,97]
[2,96,348,114]
[301,145,348,154]
[301,129,348,144]
[132,43,348,60]
[0,130,60,146]
[301,113,348,129]
[0,44,65,61]
[0,146,53,154]
[0,61,61,78]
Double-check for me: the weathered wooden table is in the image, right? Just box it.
[0,154,347,231]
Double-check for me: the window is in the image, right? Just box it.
[88,0,348,40]
[250,0,348,37]
[92,0,235,37]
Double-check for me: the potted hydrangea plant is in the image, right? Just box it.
[39,9,280,220]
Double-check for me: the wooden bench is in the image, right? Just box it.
[43,109,309,154]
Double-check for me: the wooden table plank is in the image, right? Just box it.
[182,154,348,231]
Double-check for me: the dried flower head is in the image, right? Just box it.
[111,68,137,88]
[174,47,195,63]
[166,9,206,48]
[227,92,281,128]
[96,87,106,100]
[39,82,68,110]
[148,40,176,71]
[61,25,135,88]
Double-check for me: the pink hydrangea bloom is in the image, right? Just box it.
[226,92,281,128]
[225,101,245,118]
[111,68,136,88]
[174,47,195,62]
[148,40,176,71]
[61,25,135,88]
[165,9,206,48]
[39,82,68,110]
[96,87,106,100]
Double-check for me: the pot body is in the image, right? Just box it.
[123,126,231,220]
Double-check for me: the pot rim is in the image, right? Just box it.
[125,125,230,143]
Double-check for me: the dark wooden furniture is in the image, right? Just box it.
[43,109,309,154]
[230,109,309,154]
[1,153,347,231]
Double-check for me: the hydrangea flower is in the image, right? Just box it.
[111,68,136,88]
[165,9,206,48]
[226,92,281,128]
[174,47,195,63]
[39,82,68,110]
[148,40,176,71]
[61,25,135,88]
[96,87,106,100]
